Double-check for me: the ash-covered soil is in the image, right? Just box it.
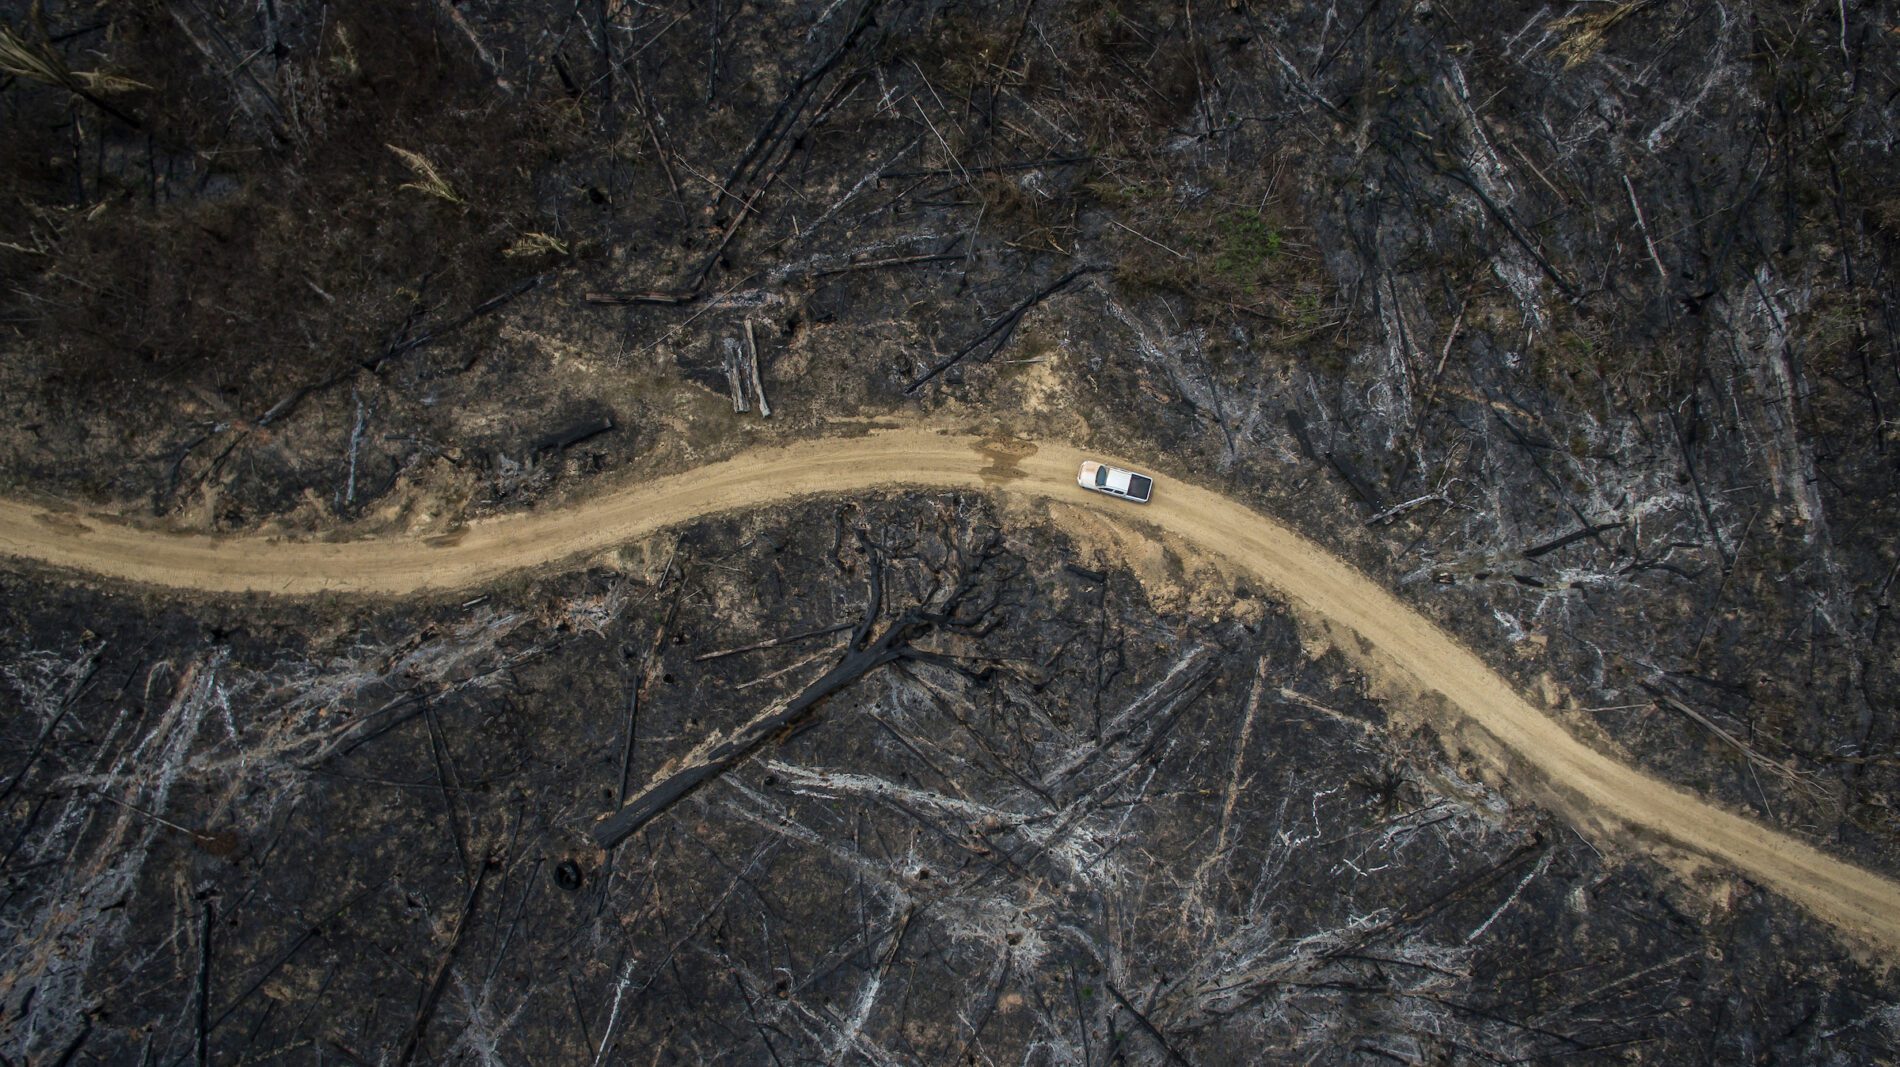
[2,0,1899,1059]
[1,495,1894,1063]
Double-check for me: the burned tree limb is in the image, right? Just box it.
[195,878,389,1048]
[1641,684,1831,803]
[881,156,1094,180]
[1325,450,1382,509]
[849,526,887,653]
[686,175,780,292]
[682,68,865,294]
[719,0,880,200]
[1667,407,1733,568]
[531,412,616,455]
[1435,166,1579,299]
[398,274,548,371]
[905,265,1104,394]
[693,623,855,663]
[195,897,212,1067]
[1283,410,1381,507]
[394,858,491,1067]
[246,273,546,437]
[732,972,791,1067]
[724,339,750,413]
[592,526,1009,850]
[745,319,771,418]
[621,544,685,806]
[811,252,967,277]
[584,288,700,307]
[630,64,692,231]
[1364,493,1447,527]
[593,551,687,917]
[1043,646,1218,791]
[668,24,874,296]
[0,646,102,808]
[422,706,470,876]
[585,16,875,309]
[1522,521,1625,560]
[592,615,906,850]
[1389,834,1547,932]
[1063,562,1107,584]
[1625,174,1669,287]
[1106,981,1193,1067]
[1487,395,1612,552]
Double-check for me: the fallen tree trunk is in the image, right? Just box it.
[725,339,750,413]
[583,288,700,306]
[905,265,1104,394]
[531,413,616,455]
[592,527,1006,850]
[693,622,854,663]
[1521,521,1624,559]
[745,319,771,418]
[590,639,903,850]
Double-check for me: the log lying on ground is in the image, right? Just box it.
[1063,562,1108,583]
[1040,645,1219,791]
[905,265,1104,394]
[592,528,1005,850]
[584,288,699,306]
[394,860,490,1066]
[693,622,854,663]
[591,608,947,850]
[591,638,901,850]
[744,319,771,418]
[1283,410,1381,508]
[584,4,880,309]
[531,412,616,455]
[723,338,750,413]
[1521,521,1625,559]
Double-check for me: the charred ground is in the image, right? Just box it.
[1,495,1894,1063]
[2,0,1898,1061]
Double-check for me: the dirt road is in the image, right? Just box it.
[3,426,1897,954]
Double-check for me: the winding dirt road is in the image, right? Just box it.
[3,426,1897,953]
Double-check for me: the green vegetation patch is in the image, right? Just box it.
[1213,209,1284,286]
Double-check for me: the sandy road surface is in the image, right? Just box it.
[2,426,1897,954]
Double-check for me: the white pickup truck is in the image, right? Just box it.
[1076,461,1154,504]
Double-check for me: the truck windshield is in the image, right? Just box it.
[1095,467,1109,487]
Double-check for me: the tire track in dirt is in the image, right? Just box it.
[2,426,1897,954]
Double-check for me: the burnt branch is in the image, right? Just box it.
[905,265,1105,394]
[591,518,1013,851]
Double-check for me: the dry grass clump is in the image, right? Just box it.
[503,231,568,258]
[387,144,464,204]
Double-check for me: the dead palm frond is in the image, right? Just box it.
[0,22,64,83]
[386,144,465,205]
[503,231,568,258]
[1548,0,1654,70]
[71,69,150,94]
[0,20,145,127]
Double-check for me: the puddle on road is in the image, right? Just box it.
[973,438,1038,484]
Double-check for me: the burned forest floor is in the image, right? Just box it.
[2,0,1900,1062]
[2,495,1896,1063]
